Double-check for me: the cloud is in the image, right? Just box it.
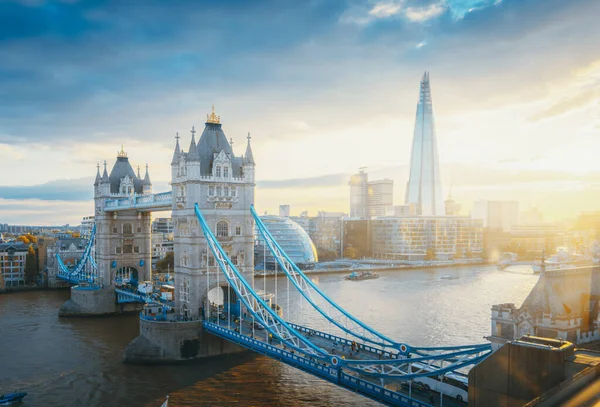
[0,177,93,201]
[529,88,600,122]
[369,2,403,18]
[405,3,445,22]
[258,173,349,189]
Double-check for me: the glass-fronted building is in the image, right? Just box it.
[255,216,318,270]
[371,216,483,261]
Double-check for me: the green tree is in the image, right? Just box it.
[25,245,38,284]
[425,248,436,261]
[343,246,358,259]
[156,251,174,272]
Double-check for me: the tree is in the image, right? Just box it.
[25,233,37,243]
[71,232,81,238]
[25,245,38,284]
[156,251,174,273]
[17,235,30,245]
[424,248,436,261]
[343,246,358,259]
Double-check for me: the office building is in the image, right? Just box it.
[349,170,369,219]
[405,72,444,215]
[0,242,29,288]
[368,179,393,218]
[254,216,318,270]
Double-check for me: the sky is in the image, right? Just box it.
[1,0,600,225]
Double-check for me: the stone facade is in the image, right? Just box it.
[170,110,256,319]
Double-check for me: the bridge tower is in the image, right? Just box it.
[94,147,153,287]
[124,107,256,363]
[59,147,154,316]
[171,107,255,319]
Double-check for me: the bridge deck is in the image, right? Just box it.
[205,318,466,407]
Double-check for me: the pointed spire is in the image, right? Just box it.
[187,126,200,161]
[101,160,109,182]
[244,132,255,165]
[171,132,181,165]
[117,145,127,158]
[94,163,101,186]
[144,163,152,185]
[137,165,141,179]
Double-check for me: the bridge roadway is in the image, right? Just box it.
[204,316,467,407]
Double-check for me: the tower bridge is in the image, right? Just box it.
[55,107,490,406]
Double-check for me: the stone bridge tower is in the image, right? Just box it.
[171,106,255,318]
[94,147,153,286]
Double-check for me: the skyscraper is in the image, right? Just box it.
[405,72,444,216]
[349,169,369,219]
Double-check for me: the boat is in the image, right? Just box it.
[0,392,27,405]
[345,271,379,281]
[440,275,459,280]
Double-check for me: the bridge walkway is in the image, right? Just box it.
[206,317,466,407]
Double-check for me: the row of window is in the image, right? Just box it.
[116,246,140,254]
[215,166,230,178]
[215,220,242,237]
[112,224,142,235]
[208,186,237,197]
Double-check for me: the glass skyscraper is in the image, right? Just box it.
[405,72,444,216]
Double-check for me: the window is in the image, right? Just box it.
[224,167,229,177]
[216,220,229,237]
[216,186,221,196]
[208,257,215,267]
[134,246,140,254]
[127,186,132,194]
[231,187,236,197]
[216,166,221,177]
[123,245,133,254]
[113,227,118,233]
[116,247,122,254]
[137,227,141,233]
[123,223,133,235]
[209,186,214,196]
[236,225,242,236]
[232,255,238,265]
[224,187,229,197]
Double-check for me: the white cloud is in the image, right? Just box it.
[405,3,445,22]
[369,2,403,18]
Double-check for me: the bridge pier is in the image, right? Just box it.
[123,318,245,364]
[59,286,144,317]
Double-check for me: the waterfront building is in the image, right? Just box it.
[371,216,483,261]
[46,237,88,288]
[254,216,318,270]
[489,266,600,350]
[79,216,95,237]
[279,205,290,217]
[367,179,393,218]
[152,218,174,235]
[152,233,174,269]
[349,169,369,219]
[309,211,345,259]
[0,242,28,288]
[405,72,444,216]
[472,200,519,232]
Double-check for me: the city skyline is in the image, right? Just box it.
[1,0,600,224]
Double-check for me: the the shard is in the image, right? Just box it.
[405,72,444,216]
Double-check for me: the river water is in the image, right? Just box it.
[0,265,537,407]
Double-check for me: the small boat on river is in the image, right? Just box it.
[345,271,379,281]
[0,392,27,405]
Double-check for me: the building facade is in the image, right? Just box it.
[0,242,28,288]
[170,107,255,319]
[405,72,444,216]
[152,218,174,235]
[254,216,318,270]
[368,179,393,218]
[349,170,369,219]
[371,216,483,261]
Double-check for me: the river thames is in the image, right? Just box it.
[0,265,537,407]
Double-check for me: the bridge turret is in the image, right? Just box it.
[186,126,201,180]
[100,161,110,196]
[143,164,152,194]
[243,132,255,183]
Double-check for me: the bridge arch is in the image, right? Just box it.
[203,281,239,321]
[113,266,139,285]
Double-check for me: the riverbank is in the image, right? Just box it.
[0,284,69,294]
[255,260,490,277]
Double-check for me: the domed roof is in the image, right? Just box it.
[108,149,143,194]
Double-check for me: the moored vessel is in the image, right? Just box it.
[345,271,379,281]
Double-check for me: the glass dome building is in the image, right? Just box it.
[254,216,318,270]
